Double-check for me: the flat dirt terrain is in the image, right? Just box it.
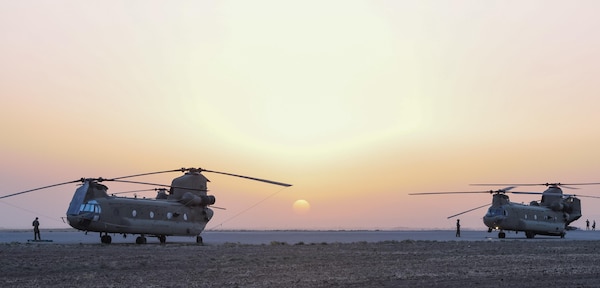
[2,240,600,287]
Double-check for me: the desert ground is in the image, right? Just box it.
[2,239,600,287]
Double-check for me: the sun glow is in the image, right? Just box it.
[293,199,311,215]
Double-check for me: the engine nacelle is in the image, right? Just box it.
[180,192,216,206]
[550,201,564,211]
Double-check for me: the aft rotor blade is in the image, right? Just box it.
[568,194,600,199]
[0,179,83,200]
[447,203,490,219]
[201,169,292,187]
[510,191,545,195]
[559,182,600,186]
[108,179,207,192]
[111,168,187,180]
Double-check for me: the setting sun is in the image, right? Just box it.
[293,199,311,215]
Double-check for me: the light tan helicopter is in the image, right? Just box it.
[0,167,292,244]
[410,183,600,239]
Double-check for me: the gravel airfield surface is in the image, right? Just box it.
[2,240,600,287]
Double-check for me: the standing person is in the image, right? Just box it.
[456,219,461,237]
[32,217,41,240]
[586,219,590,230]
[593,220,596,231]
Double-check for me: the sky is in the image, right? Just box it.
[1,0,600,231]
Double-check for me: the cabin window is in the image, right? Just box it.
[524,214,528,219]
[132,210,137,217]
[150,211,154,219]
[167,212,173,219]
[184,213,188,221]
[534,214,537,220]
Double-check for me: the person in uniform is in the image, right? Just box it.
[32,217,41,240]
[456,219,461,237]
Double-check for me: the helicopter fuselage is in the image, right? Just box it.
[482,192,581,238]
[484,203,569,237]
[66,175,215,243]
[67,196,213,236]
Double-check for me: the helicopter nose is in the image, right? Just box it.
[483,215,505,228]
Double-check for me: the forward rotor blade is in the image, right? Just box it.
[447,203,490,219]
[471,183,536,187]
[472,182,600,187]
[410,187,521,196]
[0,179,83,200]
[409,191,497,195]
[201,169,292,187]
[111,188,158,195]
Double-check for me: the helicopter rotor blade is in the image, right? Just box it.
[510,191,545,195]
[109,167,293,187]
[410,187,515,196]
[0,179,83,200]
[107,179,207,192]
[558,185,580,190]
[409,191,495,195]
[200,169,292,187]
[447,203,490,219]
[111,188,160,195]
[567,194,600,199]
[472,182,600,187]
[556,182,600,186]
[110,168,187,180]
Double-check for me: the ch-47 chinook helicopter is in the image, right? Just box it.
[0,167,292,244]
[410,183,600,239]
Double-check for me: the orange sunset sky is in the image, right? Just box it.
[1,1,600,231]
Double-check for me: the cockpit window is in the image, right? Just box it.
[79,200,101,213]
[486,207,505,217]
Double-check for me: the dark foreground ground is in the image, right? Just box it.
[2,240,600,287]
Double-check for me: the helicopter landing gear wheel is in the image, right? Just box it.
[196,236,203,245]
[560,232,566,239]
[525,231,535,239]
[498,231,506,239]
[101,235,112,244]
[136,236,147,244]
[159,235,166,244]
